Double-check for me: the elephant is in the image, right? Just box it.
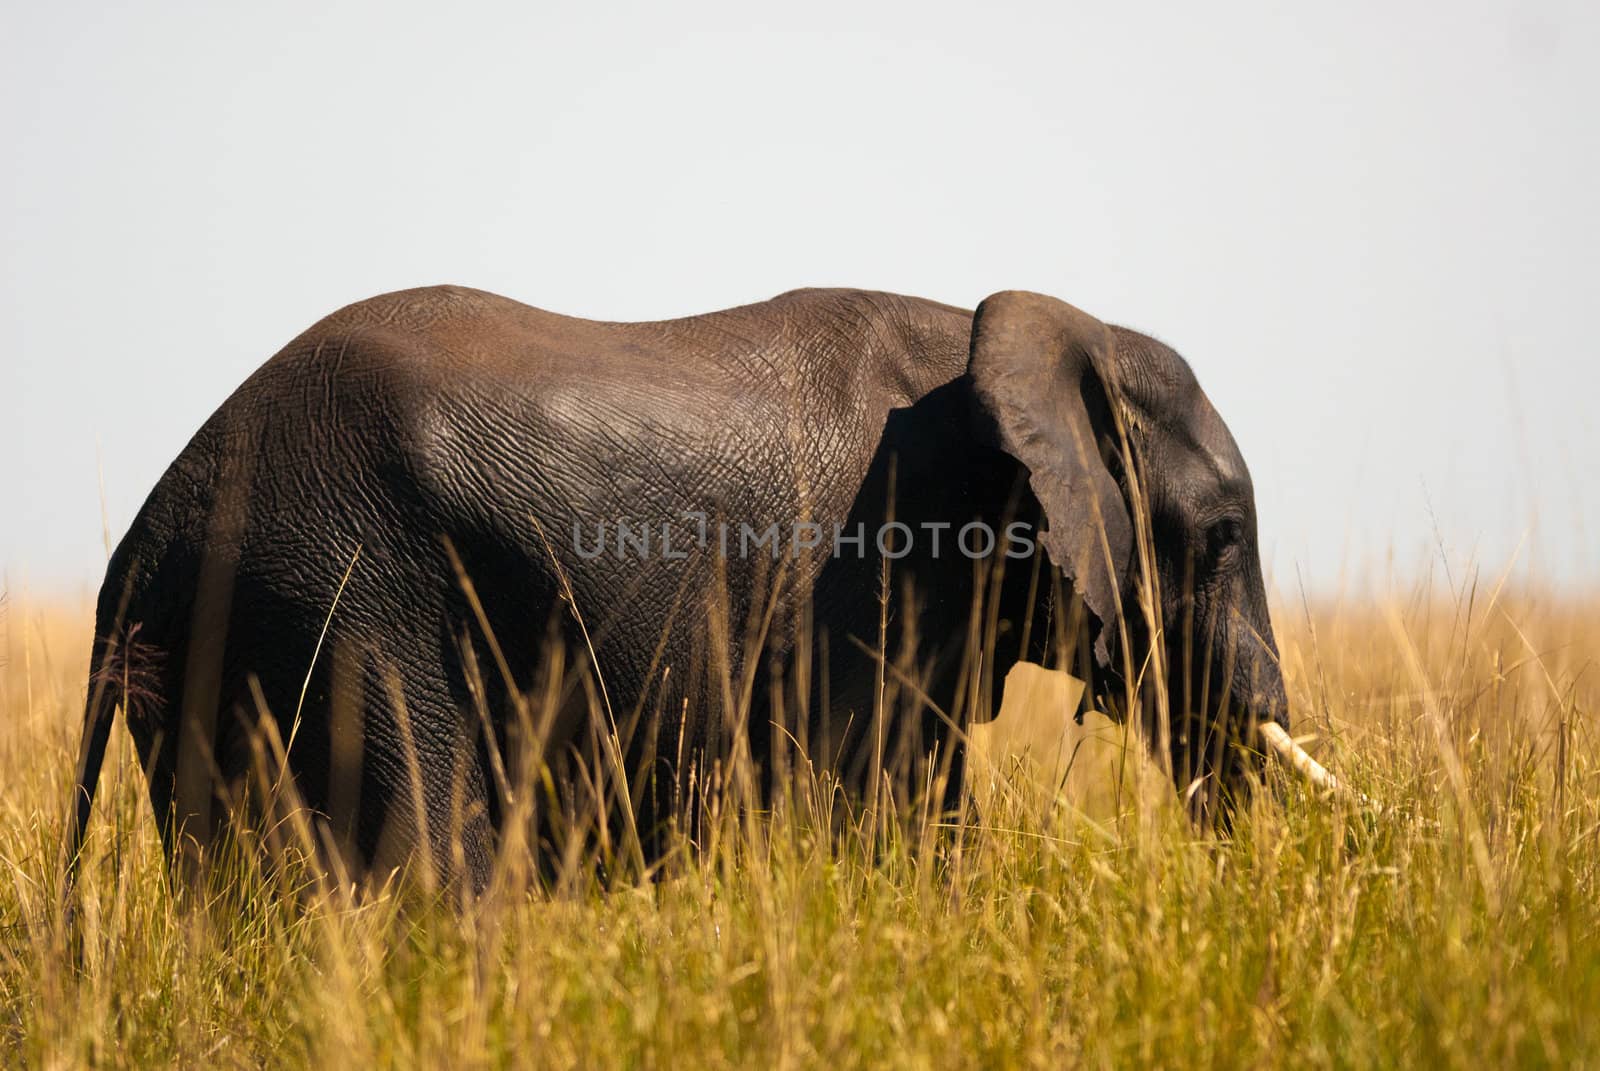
[63,284,1309,896]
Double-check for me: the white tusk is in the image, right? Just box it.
[1257,721,1346,796]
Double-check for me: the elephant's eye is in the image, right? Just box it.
[1206,516,1245,566]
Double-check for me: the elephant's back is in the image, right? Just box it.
[284,283,970,394]
[289,284,792,385]
[238,284,911,522]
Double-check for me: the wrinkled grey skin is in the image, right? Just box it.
[65,286,1287,892]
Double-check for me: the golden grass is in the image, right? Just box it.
[1,568,1596,1068]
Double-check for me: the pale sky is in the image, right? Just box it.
[3,0,1596,597]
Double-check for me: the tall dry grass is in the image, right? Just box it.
[0,563,1596,1068]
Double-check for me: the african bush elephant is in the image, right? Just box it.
[65,285,1300,893]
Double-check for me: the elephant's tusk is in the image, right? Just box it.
[1257,721,1346,796]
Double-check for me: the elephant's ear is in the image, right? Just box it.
[969,291,1134,667]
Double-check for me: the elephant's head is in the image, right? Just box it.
[969,291,1289,815]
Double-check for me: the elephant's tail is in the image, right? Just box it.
[60,562,154,936]
[60,627,122,934]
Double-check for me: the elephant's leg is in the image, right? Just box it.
[352,660,498,896]
[128,695,284,885]
[119,634,255,883]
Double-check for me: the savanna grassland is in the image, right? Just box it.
[0,569,1596,1069]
